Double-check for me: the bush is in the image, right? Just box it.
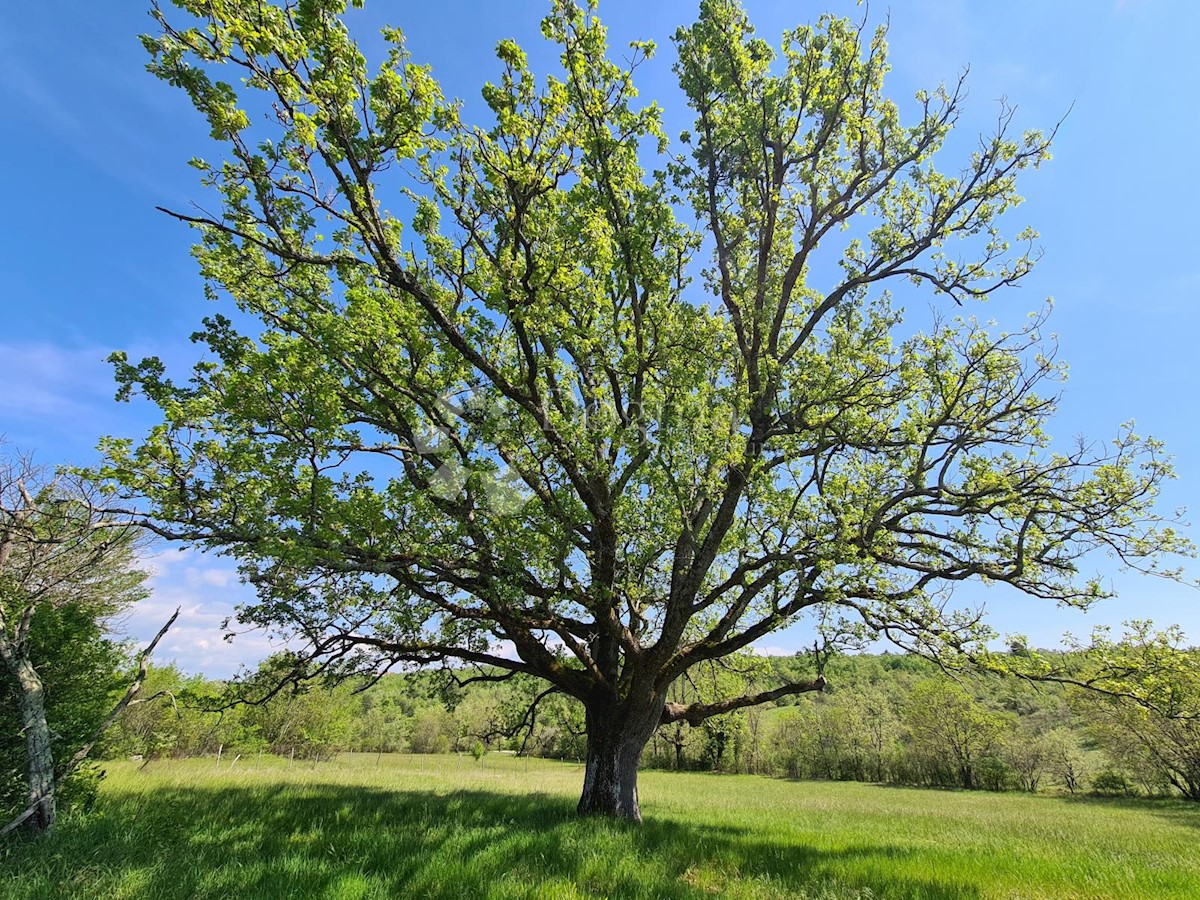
[976,755,1014,792]
[408,708,456,754]
[1091,770,1134,796]
[54,763,105,815]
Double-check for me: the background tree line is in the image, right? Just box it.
[97,648,1200,800]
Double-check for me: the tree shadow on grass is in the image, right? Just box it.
[1,780,978,900]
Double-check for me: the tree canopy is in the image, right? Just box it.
[103,0,1185,820]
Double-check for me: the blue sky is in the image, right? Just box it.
[1,0,1197,676]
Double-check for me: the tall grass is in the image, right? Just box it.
[2,754,1197,899]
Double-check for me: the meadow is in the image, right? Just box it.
[2,754,1198,899]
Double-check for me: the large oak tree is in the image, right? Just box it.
[103,0,1184,820]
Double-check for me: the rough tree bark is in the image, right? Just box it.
[576,697,666,822]
[12,659,55,834]
[573,675,828,820]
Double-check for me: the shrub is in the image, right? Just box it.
[1091,770,1134,796]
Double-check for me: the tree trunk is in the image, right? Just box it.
[576,701,661,823]
[15,659,56,835]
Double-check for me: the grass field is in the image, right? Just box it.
[2,754,1198,899]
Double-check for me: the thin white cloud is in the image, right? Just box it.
[0,338,196,461]
[117,549,271,679]
[185,565,238,590]
[751,644,797,657]
[139,546,199,581]
[0,342,114,421]
[489,639,519,661]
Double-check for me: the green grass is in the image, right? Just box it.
[2,754,1198,899]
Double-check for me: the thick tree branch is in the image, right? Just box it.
[661,676,827,726]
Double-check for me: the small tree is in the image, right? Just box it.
[1042,726,1088,794]
[239,654,354,760]
[108,664,266,761]
[903,679,1009,790]
[408,707,456,755]
[104,0,1185,820]
[0,454,175,836]
[1003,722,1048,793]
[857,685,901,783]
[654,653,765,770]
[1072,624,1200,800]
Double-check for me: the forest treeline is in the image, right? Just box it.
[97,650,1200,801]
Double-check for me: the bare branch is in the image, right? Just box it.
[61,607,180,778]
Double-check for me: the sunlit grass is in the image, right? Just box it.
[2,754,1197,899]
